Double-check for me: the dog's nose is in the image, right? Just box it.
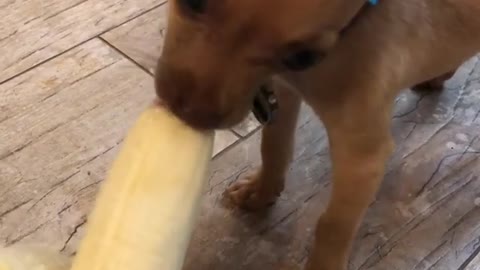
[155,65,223,130]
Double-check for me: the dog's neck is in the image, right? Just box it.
[252,1,380,125]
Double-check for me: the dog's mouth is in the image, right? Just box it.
[252,84,279,125]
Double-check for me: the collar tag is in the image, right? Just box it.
[252,85,278,125]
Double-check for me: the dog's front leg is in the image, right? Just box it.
[305,96,394,270]
[227,80,301,210]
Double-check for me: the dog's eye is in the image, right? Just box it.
[282,49,321,71]
[180,0,208,14]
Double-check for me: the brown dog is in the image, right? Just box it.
[155,0,480,269]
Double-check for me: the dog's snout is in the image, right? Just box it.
[167,96,224,130]
[155,64,225,130]
[155,65,195,107]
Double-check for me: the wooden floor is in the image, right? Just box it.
[1,1,480,269]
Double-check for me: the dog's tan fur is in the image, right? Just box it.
[155,0,480,269]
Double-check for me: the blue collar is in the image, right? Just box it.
[368,0,378,5]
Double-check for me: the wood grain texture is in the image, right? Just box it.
[213,130,239,157]
[102,4,261,137]
[464,252,480,270]
[0,39,156,251]
[0,0,166,83]
[101,3,168,75]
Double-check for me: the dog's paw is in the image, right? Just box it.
[225,172,283,211]
[412,71,455,92]
[412,80,445,92]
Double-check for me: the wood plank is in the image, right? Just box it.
[102,4,261,137]
[0,0,166,83]
[0,40,125,159]
[0,38,156,250]
[213,130,239,157]
[101,4,169,74]
[231,113,262,137]
[464,252,480,270]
